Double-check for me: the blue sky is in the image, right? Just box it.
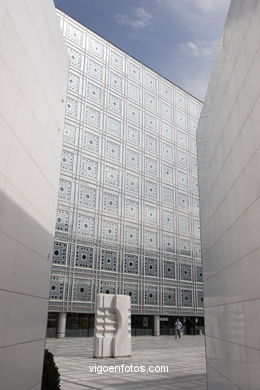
[54,0,231,100]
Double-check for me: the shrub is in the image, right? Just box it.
[42,349,60,390]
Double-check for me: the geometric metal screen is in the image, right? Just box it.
[49,10,203,317]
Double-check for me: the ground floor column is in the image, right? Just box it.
[153,315,160,336]
[57,312,67,338]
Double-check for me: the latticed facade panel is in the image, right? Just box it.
[49,10,203,317]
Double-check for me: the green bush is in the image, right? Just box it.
[42,349,60,390]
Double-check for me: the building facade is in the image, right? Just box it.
[48,9,203,337]
[197,1,260,388]
[0,0,68,389]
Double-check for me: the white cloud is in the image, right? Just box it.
[154,0,230,37]
[178,39,217,58]
[152,0,230,99]
[114,7,154,31]
[194,0,230,13]
[155,0,230,15]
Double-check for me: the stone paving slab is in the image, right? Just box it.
[46,336,207,390]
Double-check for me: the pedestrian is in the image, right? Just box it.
[175,319,182,339]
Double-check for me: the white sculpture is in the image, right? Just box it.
[94,294,131,358]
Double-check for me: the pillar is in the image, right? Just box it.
[153,315,160,336]
[57,312,67,338]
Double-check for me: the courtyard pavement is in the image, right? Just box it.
[46,335,207,390]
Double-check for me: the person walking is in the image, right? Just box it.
[175,319,182,339]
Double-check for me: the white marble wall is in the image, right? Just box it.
[0,0,68,389]
[197,1,260,389]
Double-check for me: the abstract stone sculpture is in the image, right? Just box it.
[94,294,131,358]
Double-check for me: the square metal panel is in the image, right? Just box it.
[108,93,122,114]
[103,192,119,213]
[145,205,158,225]
[124,284,138,304]
[87,59,103,81]
[108,71,123,92]
[164,261,176,279]
[101,250,117,271]
[84,106,101,128]
[181,289,193,307]
[126,174,139,194]
[100,281,117,294]
[145,94,157,113]
[80,157,98,179]
[161,122,173,140]
[162,164,173,182]
[126,149,140,169]
[75,246,93,268]
[175,92,186,109]
[164,288,176,306]
[145,180,158,199]
[102,220,118,241]
[106,116,121,138]
[163,235,175,253]
[126,126,140,146]
[144,231,158,249]
[124,226,139,246]
[178,238,191,256]
[180,263,192,281]
[58,179,71,201]
[194,242,202,259]
[177,131,188,148]
[88,37,104,58]
[145,135,157,154]
[67,47,82,70]
[105,140,120,161]
[128,62,141,81]
[104,166,120,187]
[73,279,91,301]
[162,186,174,205]
[145,287,158,305]
[179,215,190,234]
[162,211,174,230]
[145,157,157,176]
[197,290,204,308]
[178,151,189,166]
[53,242,67,265]
[61,150,73,172]
[125,199,139,219]
[127,82,141,102]
[161,102,172,121]
[56,209,69,232]
[66,97,78,118]
[81,131,99,153]
[68,72,80,93]
[178,171,188,188]
[64,122,76,144]
[145,257,158,276]
[161,83,172,101]
[162,143,173,160]
[77,215,95,237]
[110,50,123,70]
[196,266,203,282]
[124,254,138,274]
[79,185,96,207]
[178,192,189,209]
[127,103,140,123]
[49,277,64,300]
[144,72,157,91]
[66,23,83,46]
[86,82,102,105]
